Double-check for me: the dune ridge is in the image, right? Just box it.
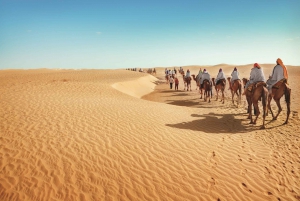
[0,66,299,201]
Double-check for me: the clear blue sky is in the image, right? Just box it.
[0,0,299,69]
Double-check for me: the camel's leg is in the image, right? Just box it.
[238,86,242,105]
[252,101,260,124]
[219,90,223,102]
[235,91,239,106]
[249,101,254,124]
[266,94,273,117]
[273,99,282,120]
[261,104,267,129]
[247,101,251,119]
[246,97,251,116]
[222,90,225,104]
[260,89,268,129]
[284,87,291,124]
[231,91,234,104]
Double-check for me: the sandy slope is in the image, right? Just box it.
[0,65,299,201]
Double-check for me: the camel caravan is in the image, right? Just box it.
[126,68,156,75]
[161,59,291,129]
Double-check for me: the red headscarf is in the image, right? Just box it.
[277,58,288,79]
[253,63,261,69]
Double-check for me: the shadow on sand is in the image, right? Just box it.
[166,112,257,133]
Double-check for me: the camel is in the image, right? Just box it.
[191,74,200,90]
[202,80,212,102]
[266,79,291,124]
[242,78,254,118]
[153,68,156,75]
[182,73,192,91]
[242,78,268,129]
[192,74,204,99]
[227,77,242,106]
[212,78,226,104]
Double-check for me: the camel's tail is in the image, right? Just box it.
[238,82,242,102]
[262,87,267,108]
[238,82,242,95]
[284,84,291,104]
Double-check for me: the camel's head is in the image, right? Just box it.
[227,77,231,81]
[242,78,248,85]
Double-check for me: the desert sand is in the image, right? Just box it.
[0,64,299,201]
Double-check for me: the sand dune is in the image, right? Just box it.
[0,65,299,201]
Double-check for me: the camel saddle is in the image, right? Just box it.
[246,81,266,92]
[216,78,226,85]
[272,78,288,89]
[255,81,267,88]
[186,77,191,81]
[201,79,210,89]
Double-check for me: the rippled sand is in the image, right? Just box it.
[1,65,299,201]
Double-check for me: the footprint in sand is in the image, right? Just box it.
[207,177,215,192]
[241,182,252,193]
[237,155,242,162]
[240,168,247,176]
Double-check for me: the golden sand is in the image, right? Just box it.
[0,65,299,201]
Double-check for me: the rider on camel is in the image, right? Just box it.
[196,68,203,83]
[229,67,240,90]
[266,58,288,92]
[185,69,191,79]
[215,68,226,85]
[243,63,266,95]
[200,69,211,88]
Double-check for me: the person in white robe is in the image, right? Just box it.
[215,68,226,85]
[243,63,266,94]
[196,68,203,82]
[229,67,240,89]
[200,69,211,88]
[185,69,191,78]
[266,58,288,91]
